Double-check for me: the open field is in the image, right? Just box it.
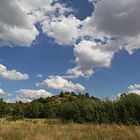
[0,119,140,140]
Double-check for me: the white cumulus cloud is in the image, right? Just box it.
[66,40,120,78]
[42,15,81,45]
[16,89,53,100]
[127,84,140,95]
[0,0,39,46]
[40,75,85,92]
[0,64,29,80]
[0,88,6,95]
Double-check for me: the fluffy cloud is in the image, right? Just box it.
[0,0,39,46]
[128,84,140,95]
[0,64,29,80]
[0,88,6,95]
[42,15,81,45]
[40,76,85,92]
[18,0,52,11]
[0,0,73,46]
[128,84,140,90]
[66,40,120,78]
[16,89,53,100]
[92,0,140,54]
[94,0,140,37]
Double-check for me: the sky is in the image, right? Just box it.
[0,0,140,102]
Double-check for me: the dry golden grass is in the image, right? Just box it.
[0,119,140,140]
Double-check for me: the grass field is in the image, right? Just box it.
[0,119,140,140]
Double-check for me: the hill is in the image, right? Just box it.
[0,92,140,124]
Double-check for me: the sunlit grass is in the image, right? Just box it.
[0,119,140,140]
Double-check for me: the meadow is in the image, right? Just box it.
[0,119,140,140]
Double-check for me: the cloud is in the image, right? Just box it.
[40,75,85,92]
[42,15,81,45]
[0,88,6,95]
[92,0,140,54]
[127,84,140,95]
[128,84,140,90]
[0,0,73,46]
[0,0,39,46]
[5,97,32,103]
[66,40,120,78]
[36,74,43,78]
[94,0,140,37]
[18,0,52,12]
[88,0,101,5]
[16,89,53,100]
[0,64,29,80]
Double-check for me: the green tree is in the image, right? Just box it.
[0,99,10,117]
[25,101,44,118]
[12,103,26,119]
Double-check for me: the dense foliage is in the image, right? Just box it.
[0,92,140,124]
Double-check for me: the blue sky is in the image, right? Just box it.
[0,0,140,102]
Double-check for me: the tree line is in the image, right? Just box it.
[0,92,140,124]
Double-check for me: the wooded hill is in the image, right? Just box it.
[0,92,140,124]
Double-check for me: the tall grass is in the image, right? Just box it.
[0,119,140,140]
